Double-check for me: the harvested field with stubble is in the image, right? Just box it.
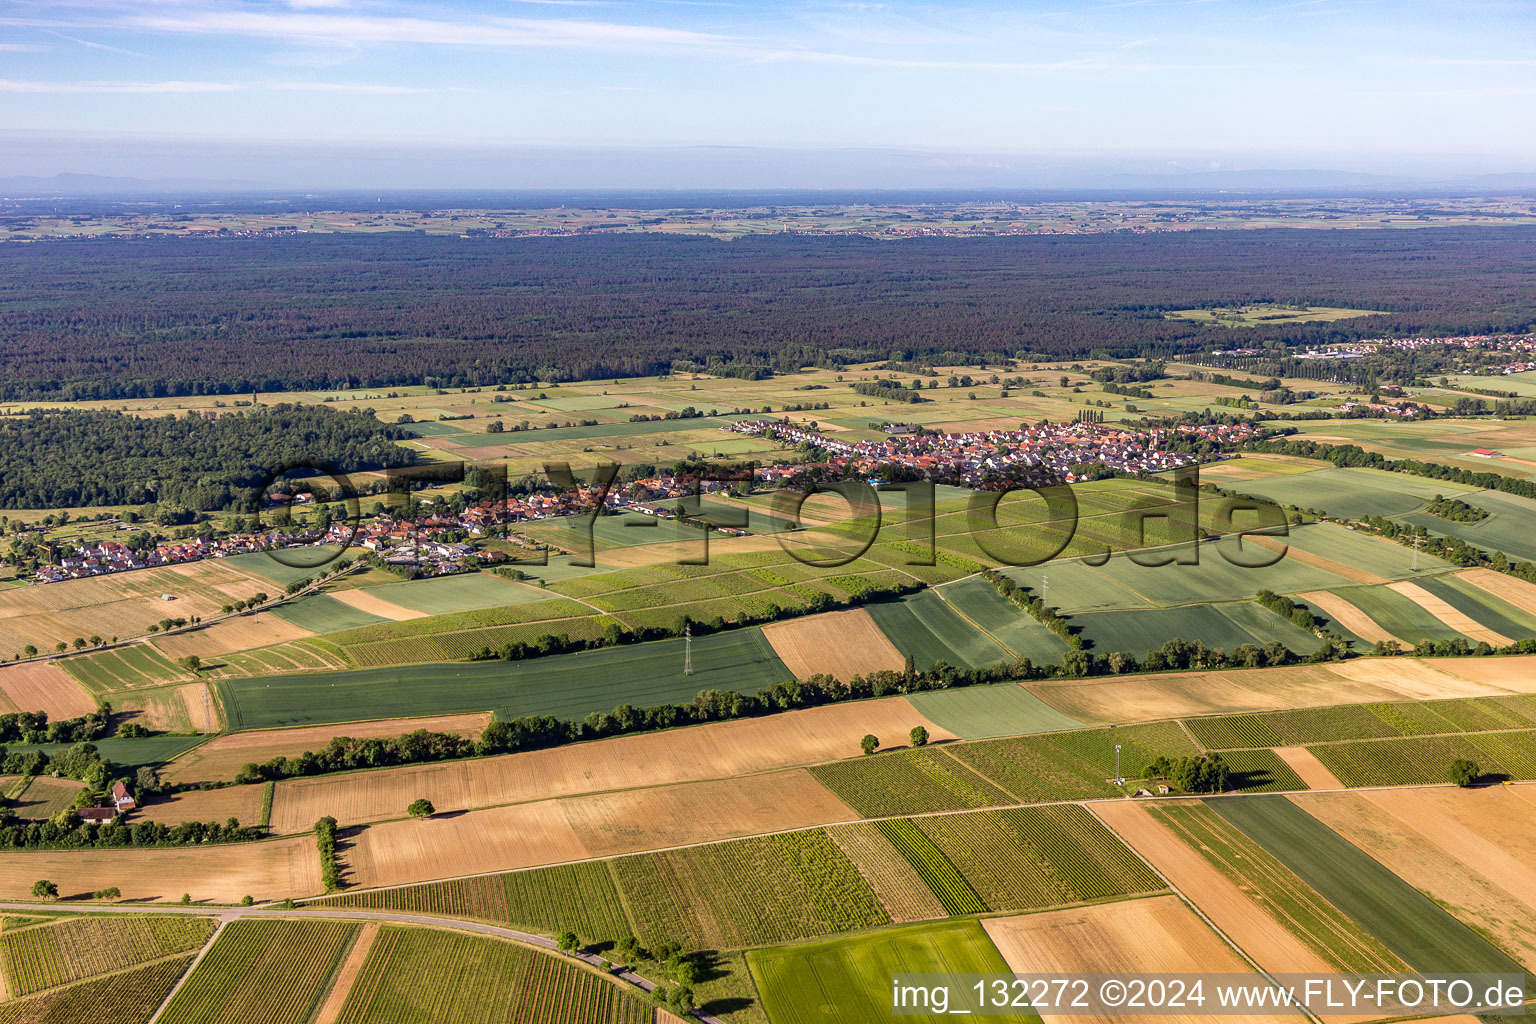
[343,770,854,889]
[154,612,315,658]
[0,836,322,902]
[1091,801,1342,982]
[137,785,266,826]
[1387,580,1512,646]
[11,777,86,820]
[326,588,428,621]
[1295,786,1536,968]
[1274,747,1344,789]
[1299,591,1403,646]
[164,712,492,784]
[760,607,906,681]
[981,896,1301,1024]
[266,697,946,833]
[0,661,97,719]
[1458,567,1536,615]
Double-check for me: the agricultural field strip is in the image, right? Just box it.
[237,693,1536,838]
[0,914,216,999]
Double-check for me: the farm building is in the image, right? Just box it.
[112,781,136,812]
[77,807,118,825]
[1470,448,1503,458]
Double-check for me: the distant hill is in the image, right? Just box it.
[0,172,268,195]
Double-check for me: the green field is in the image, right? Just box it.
[61,644,187,691]
[271,593,389,633]
[1149,803,1403,972]
[0,914,214,996]
[0,954,195,1024]
[1307,729,1536,787]
[1218,466,1479,519]
[948,722,1199,804]
[335,926,652,1024]
[611,830,890,949]
[1163,304,1383,326]
[809,748,1015,817]
[1400,489,1536,562]
[906,683,1083,739]
[364,572,549,614]
[0,734,208,773]
[1209,796,1525,975]
[215,628,791,728]
[1415,574,1536,641]
[1070,601,1325,658]
[748,920,1038,1024]
[865,590,1010,671]
[158,919,358,1024]
[219,549,349,585]
[937,578,1071,664]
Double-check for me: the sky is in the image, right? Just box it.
[1,0,1534,187]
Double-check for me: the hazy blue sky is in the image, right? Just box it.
[1,0,1533,186]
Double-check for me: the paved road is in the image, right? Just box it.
[0,901,728,1024]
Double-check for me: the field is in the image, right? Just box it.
[162,712,493,784]
[1069,601,1324,658]
[216,627,792,729]
[808,747,1014,817]
[760,608,906,681]
[934,578,1071,664]
[0,914,214,996]
[942,722,1198,805]
[158,918,357,1024]
[1217,464,1479,519]
[1387,580,1513,646]
[333,925,653,1024]
[1163,303,1383,326]
[266,696,951,832]
[748,920,1036,1024]
[269,594,389,633]
[0,560,269,655]
[341,770,854,888]
[0,954,195,1024]
[865,589,1011,671]
[981,895,1297,1024]
[1147,803,1403,972]
[358,572,549,615]
[0,836,321,902]
[0,661,97,719]
[136,785,266,826]
[1297,786,1536,968]
[906,683,1083,739]
[1209,795,1524,974]
[10,777,86,820]
[1306,729,1536,787]
[610,829,889,948]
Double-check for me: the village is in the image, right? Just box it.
[31,418,1254,585]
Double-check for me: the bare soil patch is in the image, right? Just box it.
[761,608,906,682]
[1273,747,1343,790]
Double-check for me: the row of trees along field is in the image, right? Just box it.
[3,228,1536,399]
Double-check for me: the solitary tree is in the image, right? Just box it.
[909,725,929,748]
[1448,759,1480,788]
[556,930,580,952]
[407,798,435,819]
[860,734,879,756]
[31,879,58,900]
[240,895,254,906]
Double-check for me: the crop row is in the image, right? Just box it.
[1307,729,1536,787]
[1186,695,1536,750]
[0,954,196,1024]
[992,805,1164,901]
[610,830,887,949]
[0,915,214,997]
[158,919,357,1024]
[1220,749,1310,793]
[1151,803,1405,974]
[875,818,986,916]
[313,875,512,924]
[336,926,651,1024]
[808,748,1013,818]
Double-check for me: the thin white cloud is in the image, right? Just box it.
[0,42,47,51]
[270,80,443,94]
[0,78,239,93]
[124,11,734,52]
[42,28,146,57]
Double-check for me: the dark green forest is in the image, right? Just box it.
[2,228,1535,400]
[0,404,414,510]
